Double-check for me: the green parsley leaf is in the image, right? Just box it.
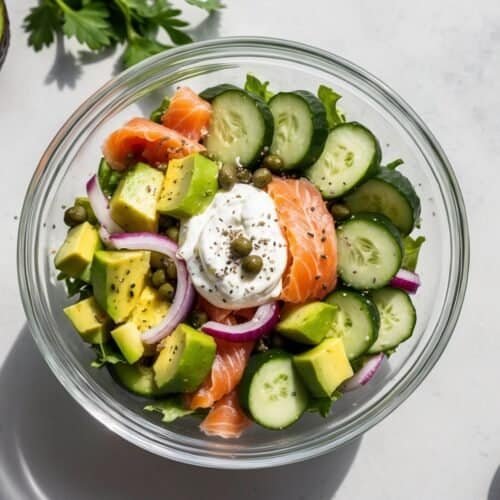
[318,84,346,128]
[185,0,225,12]
[402,235,425,272]
[150,96,170,123]
[61,2,115,51]
[122,36,170,67]
[386,158,404,170]
[91,342,126,368]
[145,396,195,423]
[307,390,343,417]
[23,1,61,51]
[163,26,192,45]
[244,74,273,102]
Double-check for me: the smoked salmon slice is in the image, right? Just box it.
[199,391,251,439]
[161,87,212,142]
[102,117,204,171]
[187,337,254,410]
[267,176,338,303]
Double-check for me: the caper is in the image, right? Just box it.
[236,166,252,184]
[159,214,177,230]
[330,203,351,221]
[252,167,272,188]
[218,164,237,190]
[189,310,208,329]
[64,205,87,227]
[164,258,177,280]
[262,154,284,171]
[158,282,175,301]
[230,236,253,257]
[241,254,263,274]
[166,226,179,242]
[151,269,167,288]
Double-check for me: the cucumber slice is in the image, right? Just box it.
[269,91,328,169]
[325,289,380,360]
[368,288,416,353]
[200,84,274,168]
[305,122,381,198]
[344,167,421,235]
[239,350,309,430]
[337,213,403,290]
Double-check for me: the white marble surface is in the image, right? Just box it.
[0,0,497,498]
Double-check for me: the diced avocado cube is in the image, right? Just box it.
[157,153,218,218]
[55,222,100,278]
[74,196,97,225]
[129,285,169,333]
[110,363,162,398]
[91,250,150,323]
[293,338,353,397]
[111,322,144,364]
[276,302,338,345]
[153,323,216,393]
[110,162,164,232]
[63,296,110,344]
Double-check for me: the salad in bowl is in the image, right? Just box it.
[54,73,424,440]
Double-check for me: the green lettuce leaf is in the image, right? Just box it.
[307,390,343,417]
[150,96,170,123]
[244,74,273,102]
[97,158,123,197]
[91,342,126,368]
[145,396,195,423]
[317,84,346,128]
[402,235,426,272]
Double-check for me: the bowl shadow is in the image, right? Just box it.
[0,326,360,500]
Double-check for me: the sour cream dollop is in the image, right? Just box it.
[177,184,288,309]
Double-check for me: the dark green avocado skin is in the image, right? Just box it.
[0,0,10,70]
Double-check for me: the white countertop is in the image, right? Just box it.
[1,1,497,498]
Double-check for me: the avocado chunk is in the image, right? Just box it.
[153,323,216,393]
[91,250,150,323]
[157,153,218,218]
[110,363,163,398]
[276,302,338,345]
[129,285,169,332]
[111,322,145,364]
[74,196,97,225]
[110,162,164,232]
[63,296,110,344]
[293,338,353,397]
[55,222,100,278]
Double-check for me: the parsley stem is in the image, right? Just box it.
[112,0,139,41]
[52,0,72,14]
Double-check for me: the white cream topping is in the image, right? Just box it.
[177,184,287,309]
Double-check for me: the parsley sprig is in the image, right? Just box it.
[23,0,224,69]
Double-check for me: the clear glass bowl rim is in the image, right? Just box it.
[17,37,469,469]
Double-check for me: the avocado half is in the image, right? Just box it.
[0,0,10,70]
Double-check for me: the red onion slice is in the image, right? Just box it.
[109,232,195,344]
[390,268,421,294]
[342,353,385,392]
[86,175,123,233]
[201,302,280,342]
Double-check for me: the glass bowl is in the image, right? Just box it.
[17,37,469,469]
